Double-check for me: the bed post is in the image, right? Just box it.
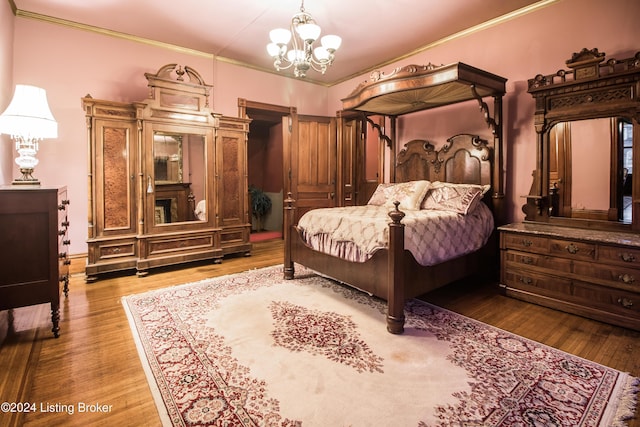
[387,202,406,334]
[283,192,296,279]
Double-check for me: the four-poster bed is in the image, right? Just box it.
[284,62,507,333]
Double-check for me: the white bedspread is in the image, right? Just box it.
[297,203,494,266]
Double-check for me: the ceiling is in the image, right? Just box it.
[13,0,551,85]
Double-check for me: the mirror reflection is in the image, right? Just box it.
[153,132,206,224]
[549,118,633,224]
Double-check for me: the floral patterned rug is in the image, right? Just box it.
[122,265,639,426]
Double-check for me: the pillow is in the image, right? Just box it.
[367,180,431,211]
[194,200,206,221]
[421,182,490,214]
[367,183,394,206]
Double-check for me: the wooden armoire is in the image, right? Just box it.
[83,64,251,281]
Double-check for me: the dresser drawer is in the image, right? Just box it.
[503,250,572,271]
[89,238,138,261]
[549,239,596,260]
[598,245,640,268]
[146,234,215,256]
[503,268,572,297]
[502,233,549,254]
[572,260,640,293]
[573,280,640,318]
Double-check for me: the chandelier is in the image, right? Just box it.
[266,1,342,78]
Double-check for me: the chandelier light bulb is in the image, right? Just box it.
[269,28,291,45]
[286,49,305,63]
[321,34,342,51]
[313,46,330,61]
[296,23,321,43]
[266,43,282,57]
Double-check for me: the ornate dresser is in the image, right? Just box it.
[501,48,640,331]
[500,223,640,330]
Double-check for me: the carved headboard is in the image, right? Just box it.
[395,134,495,212]
[396,134,492,185]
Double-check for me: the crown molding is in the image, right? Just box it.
[14,8,213,59]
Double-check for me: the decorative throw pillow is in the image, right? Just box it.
[367,180,431,210]
[367,183,395,206]
[421,182,490,214]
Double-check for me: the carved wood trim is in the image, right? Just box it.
[524,48,640,230]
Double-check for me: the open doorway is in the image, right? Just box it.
[240,100,290,242]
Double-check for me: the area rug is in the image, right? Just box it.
[122,265,639,426]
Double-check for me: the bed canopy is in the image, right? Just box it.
[342,62,507,116]
[341,62,507,221]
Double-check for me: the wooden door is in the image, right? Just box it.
[338,115,358,206]
[287,114,337,222]
[217,116,252,254]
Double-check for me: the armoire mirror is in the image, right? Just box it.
[548,117,633,224]
[524,48,640,232]
[152,131,207,224]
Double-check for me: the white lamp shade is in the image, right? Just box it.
[0,85,57,140]
[313,46,330,61]
[321,35,342,51]
[269,28,292,45]
[267,43,283,57]
[296,23,321,42]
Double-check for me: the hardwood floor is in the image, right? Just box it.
[1,238,638,426]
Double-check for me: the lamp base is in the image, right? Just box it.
[12,168,40,186]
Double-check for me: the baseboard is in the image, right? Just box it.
[68,253,87,276]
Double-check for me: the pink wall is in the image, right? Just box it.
[3,0,640,255]
[7,18,328,255]
[0,2,14,184]
[328,0,640,224]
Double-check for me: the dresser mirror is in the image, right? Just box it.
[151,129,208,225]
[524,48,640,232]
[548,117,633,224]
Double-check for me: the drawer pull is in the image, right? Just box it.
[565,243,579,254]
[58,252,67,259]
[63,239,71,246]
[618,274,635,284]
[620,253,636,262]
[617,298,634,308]
[521,239,533,247]
[519,277,533,285]
[521,256,534,265]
